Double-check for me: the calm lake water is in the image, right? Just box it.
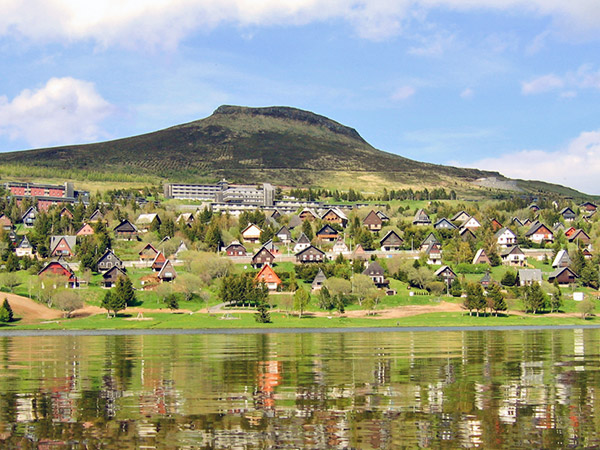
[0,329,598,449]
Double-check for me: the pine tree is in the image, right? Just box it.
[254,300,272,323]
[486,283,506,316]
[302,220,314,240]
[2,299,13,322]
[115,277,136,307]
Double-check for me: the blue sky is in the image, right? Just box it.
[1,1,600,193]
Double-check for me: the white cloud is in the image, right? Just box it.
[391,86,416,101]
[2,0,600,47]
[471,130,600,194]
[460,88,474,99]
[521,74,564,94]
[0,77,114,147]
[408,31,456,56]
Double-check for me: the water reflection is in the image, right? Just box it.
[0,330,599,448]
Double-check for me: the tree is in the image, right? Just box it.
[486,283,506,316]
[523,283,547,314]
[255,300,272,323]
[0,307,9,323]
[165,293,179,310]
[175,272,202,301]
[317,286,335,310]
[549,284,563,313]
[0,272,20,293]
[5,253,19,272]
[449,278,463,297]
[351,274,376,306]
[101,290,126,317]
[115,276,136,307]
[501,270,517,287]
[302,220,314,240]
[464,282,486,317]
[578,298,595,319]
[53,290,83,318]
[1,299,13,322]
[293,288,310,318]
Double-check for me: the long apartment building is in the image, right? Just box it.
[5,181,89,210]
[164,180,275,207]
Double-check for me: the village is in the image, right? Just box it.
[0,179,598,325]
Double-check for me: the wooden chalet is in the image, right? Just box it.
[252,246,275,268]
[352,244,368,261]
[176,213,194,227]
[500,246,525,267]
[21,206,37,228]
[88,209,104,222]
[15,236,34,258]
[241,223,262,243]
[316,224,339,242]
[462,217,481,230]
[451,211,470,224]
[139,243,159,261]
[376,210,390,222]
[254,265,281,291]
[517,269,542,286]
[50,235,76,257]
[224,240,247,256]
[293,233,311,253]
[583,248,593,259]
[580,201,597,212]
[331,237,349,254]
[311,269,327,291]
[568,229,591,245]
[434,218,457,230]
[413,209,431,226]
[525,221,554,244]
[76,223,95,236]
[135,213,161,232]
[460,227,476,241]
[548,267,578,286]
[114,219,138,240]
[151,251,167,271]
[552,249,571,268]
[472,248,491,265]
[276,226,292,244]
[102,266,127,288]
[380,230,403,251]
[321,208,348,227]
[0,214,12,230]
[553,222,566,232]
[424,242,442,265]
[296,245,326,263]
[490,218,503,231]
[363,210,383,232]
[157,260,177,282]
[420,233,440,251]
[38,260,78,288]
[362,261,389,288]
[262,239,279,255]
[96,249,124,272]
[434,265,457,285]
[559,207,576,222]
[512,217,524,227]
[59,207,73,219]
[480,271,492,288]
[299,208,319,221]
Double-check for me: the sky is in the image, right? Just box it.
[1,1,600,194]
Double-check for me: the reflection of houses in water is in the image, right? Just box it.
[255,360,281,411]
[15,394,36,423]
[139,379,180,417]
[51,376,77,423]
[459,414,482,448]
[100,375,123,419]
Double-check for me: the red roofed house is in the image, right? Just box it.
[254,265,282,290]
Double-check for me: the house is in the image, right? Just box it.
[88,209,104,223]
[174,241,188,259]
[176,213,194,227]
[38,260,78,288]
[151,251,167,271]
[424,242,442,265]
[0,214,12,230]
[254,265,281,291]
[139,243,159,261]
[380,230,404,251]
[299,208,319,221]
[548,267,578,285]
[293,233,311,253]
[568,229,591,245]
[451,211,471,224]
[522,218,532,227]
[15,236,34,258]
[114,220,138,240]
[495,228,517,248]
[376,211,390,222]
[553,222,565,232]
[490,218,503,231]
[102,266,127,288]
[241,223,262,244]
[434,265,457,285]
[413,209,432,226]
[296,245,326,263]
[472,248,491,265]
[564,226,577,238]
[311,269,327,291]
[352,244,368,261]
[50,236,76,257]
[321,208,348,227]
[580,201,597,212]
[261,239,280,255]
[270,209,282,221]
[501,246,526,267]
[459,228,477,241]
[76,223,95,236]
[331,237,349,254]
[552,249,571,269]
[434,218,457,230]
[316,224,339,242]
[420,233,440,251]
[512,217,524,227]
[96,249,124,272]
[528,203,540,212]
[157,260,177,282]
[517,269,542,286]
[559,207,576,222]
[362,261,389,288]
[59,207,73,219]
[21,206,37,228]
[288,215,302,229]
[525,221,554,244]
[276,226,292,244]
[135,213,161,232]
[363,210,384,232]
[224,240,247,256]
[480,271,493,288]
[462,217,481,230]
[583,248,593,259]
[251,246,275,268]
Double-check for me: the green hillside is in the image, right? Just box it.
[0,105,590,198]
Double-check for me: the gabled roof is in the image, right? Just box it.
[553,222,565,231]
[494,227,516,239]
[312,269,327,286]
[295,245,326,257]
[316,224,339,236]
[459,228,476,239]
[434,218,457,229]
[363,210,383,225]
[139,242,159,256]
[518,269,542,283]
[434,265,456,277]
[157,259,177,280]
[380,230,403,246]
[375,210,390,221]
[568,229,591,242]
[288,215,302,229]
[50,235,76,254]
[296,233,310,244]
[21,206,37,221]
[76,223,95,236]
[500,245,524,257]
[413,209,431,224]
[525,221,552,237]
[114,219,137,233]
[424,242,441,255]
[352,244,367,260]
[38,259,75,278]
[472,248,490,265]
[276,225,292,238]
[97,248,122,265]
[135,213,160,225]
[363,261,385,276]
[241,223,262,236]
[548,266,579,281]
[552,249,571,268]
[322,207,348,221]
[17,235,33,249]
[151,251,167,269]
[512,217,524,227]
[88,209,104,221]
[421,232,440,247]
[224,240,246,251]
[299,208,319,219]
[559,206,576,216]
[255,265,281,285]
[0,214,13,227]
[480,271,492,285]
[102,265,127,281]
[450,210,470,222]
[252,245,275,260]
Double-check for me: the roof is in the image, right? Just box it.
[288,215,302,229]
[363,261,385,276]
[559,206,576,216]
[434,218,457,229]
[548,266,579,280]
[225,240,245,250]
[17,235,33,249]
[296,245,326,257]
[480,272,492,284]
[518,269,542,283]
[102,266,127,281]
[413,209,431,223]
[363,210,383,225]
[276,225,291,237]
[114,219,137,233]
[434,265,456,277]
[450,210,470,222]
[421,232,440,247]
[21,206,37,220]
[472,248,489,264]
[500,245,524,257]
[322,207,348,221]
[241,223,262,235]
[296,233,310,244]
[50,235,76,254]
[255,265,282,285]
[312,269,327,286]
[380,230,403,245]
[316,224,339,236]
[157,260,177,279]
[552,249,571,268]
[97,248,122,264]
[525,221,552,237]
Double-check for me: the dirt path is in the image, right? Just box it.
[1,293,63,323]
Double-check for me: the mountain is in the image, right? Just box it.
[0,105,588,197]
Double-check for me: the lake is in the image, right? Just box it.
[0,328,598,448]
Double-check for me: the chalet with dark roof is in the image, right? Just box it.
[525,221,554,244]
[363,261,388,288]
[460,227,476,241]
[157,260,177,282]
[96,249,123,272]
[559,207,576,222]
[480,271,492,288]
[114,219,138,240]
[380,230,403,251]
[568,229,591,245]
[472,248,491,265]
[548,267,578,285]
[252,246,275,268]
[434,218,457,230]
[434,266,457,285]
[102,266,127,288]
[293,233,311,253]
[311,269,327,291]
[424,242,442,265]
[299,208,319,221]
[59,207,73,219]
[321,208,348,227]
[296,245,326,263]
[276,226,292,244]
[420,233,440,251]
[316,224,339,242]
[500,246,525,267]
[16,236,34,258]
[580,201,597,212]
[139,243,159,261]
[376,210,390,222]
[363,210,383,232]
[21,206,37,228]
[451,211,471,223]
[413,209,432,226]
[38,260,78,288]
[88,209,104,222]
[512,217,524,227]
[224,240,247,256]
